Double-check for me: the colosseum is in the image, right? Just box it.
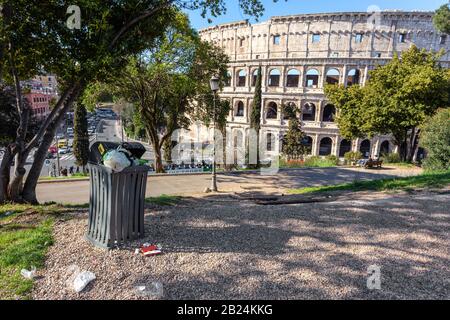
[195,11,450,161]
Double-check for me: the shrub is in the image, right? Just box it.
[325,155,339,165]
[280,158,305,168]
[381,152,401,163]
[344,151,362,165]
[421,108,450,171]
[304,156,337,167]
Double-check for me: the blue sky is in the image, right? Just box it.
[185,0,448,30]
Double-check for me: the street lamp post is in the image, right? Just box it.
[209,76,220,192]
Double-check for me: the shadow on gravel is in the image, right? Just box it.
[143,190,449,299]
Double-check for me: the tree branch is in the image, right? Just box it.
[108,0,175,51]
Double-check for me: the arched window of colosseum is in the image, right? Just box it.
[286,69,300,87]
[319,137,333,156]
[360,139,371,158]
[302,136,313,155]
[339,139,352,157]
[325,68,340,85]
[305,69,319,88]
[322,104,336,122]
[237,69,246,87]
[302,103,316,121]
[380,140,390,156]
[266,102,278,119]
[251,69,259,86]
[235,101,245,117]
[268,69,281,87]
[346,69,360,86]
[225,71,232,87]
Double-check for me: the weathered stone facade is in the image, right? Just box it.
[198,11,450,159]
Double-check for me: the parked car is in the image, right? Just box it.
[58,147,71,155]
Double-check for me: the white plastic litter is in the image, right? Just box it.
[134,281,164,298]
[66,265,96,293]
[20,266,36,279]
[103,149,131,172]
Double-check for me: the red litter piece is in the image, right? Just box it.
[140,244,162,256]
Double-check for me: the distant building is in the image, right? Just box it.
[22,74,59,119]
[24,91,55,119]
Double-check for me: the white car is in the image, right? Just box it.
[58,147,71,155]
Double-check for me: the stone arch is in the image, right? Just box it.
[319,137,333,156]
[325,68,340,85]
[303,136,313,155]
[235,101,245,117]
[339,139,352,157]
[302,103,316,121]
[268,68,281,87]
[286,69,300,87]
[266,102,278,119]
[236,69,246,87]
[322,104,336,122]
[305,68,319,88]
[380,140,390,156]
[360,139,371,158]
[346,69,360,86]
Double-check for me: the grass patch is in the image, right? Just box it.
[0,202,63,300]
[0,202,79,299]
[280,156,338,169]
[145,194,181,206]
[288,170,450,195]
[38,174,89,181]
[384,162,416,168]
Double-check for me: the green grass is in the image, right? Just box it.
[288,170,450,195]
[0,202,81,299]
[0,203,61,299]
[384,162,416,168]
[38,174,89,181]
[279,157,338,169]
[145,194,181,206]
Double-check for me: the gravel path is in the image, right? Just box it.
[32,188,450,300]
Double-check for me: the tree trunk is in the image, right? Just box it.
[407,128,420,163]
[154,147,164,173]
[22,85,82,203]
[0,146,14,203]
[147,128,165,173]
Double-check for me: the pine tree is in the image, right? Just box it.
[249,65,262,168]
[73,103,90,172]
[282,103,307,161]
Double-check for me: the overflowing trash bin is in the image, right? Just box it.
[86,142,149,248]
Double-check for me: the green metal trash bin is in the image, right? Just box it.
[86,163,148,248]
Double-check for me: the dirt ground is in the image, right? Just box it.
[32,187,449,300]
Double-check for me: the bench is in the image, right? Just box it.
[364,159,383,168]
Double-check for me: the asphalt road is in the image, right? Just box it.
[36,166,422,204]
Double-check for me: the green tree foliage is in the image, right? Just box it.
[248,65,262,168]
[433,4,450,34]
[281,103,307,160]
[73,103,90,171]
[326,46,450,162]
[420,108,450,171]
[0,0,279,203]
[95,13,229,172]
